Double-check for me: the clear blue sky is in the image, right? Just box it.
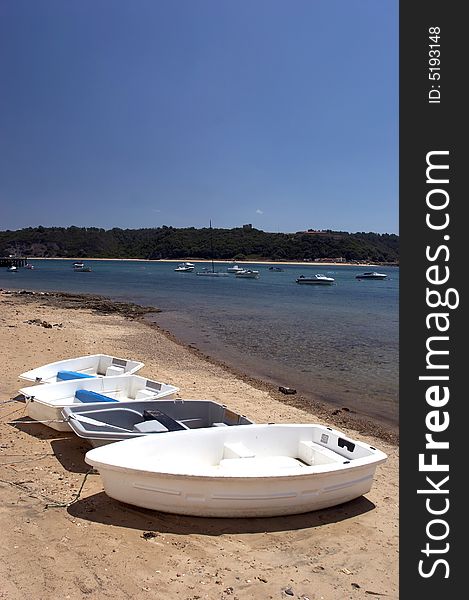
[0,0,398,234]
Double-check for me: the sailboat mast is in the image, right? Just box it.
[210,219,215,272]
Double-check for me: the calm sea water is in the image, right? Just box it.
[1,260,398,426]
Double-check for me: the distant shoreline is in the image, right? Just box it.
[25,256,399,268]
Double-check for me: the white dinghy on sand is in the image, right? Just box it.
[19,354,145,384]
[19,374,179,432]
[85,423,387,518]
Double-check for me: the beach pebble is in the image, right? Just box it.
[284,587,294,596]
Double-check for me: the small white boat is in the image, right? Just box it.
[19,374,180,432]
[73,261,92,272]
[296,274,335,285]
[62,399,254,446]
[174,262,195,272]
[226,264,245,273]
[7,265,18,272]
[356,272,387,280]
[235,269,260,279]
[85,423,387,517]
[19,354,145,384]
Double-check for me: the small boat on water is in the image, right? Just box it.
[85,423,387,517]
[19,374,180,432]
[296,274,335,285]
[268,266,284,272]
[62,399,254,447]
[73,261,92,272]
[356,272,388,280]
[19,354,145,384]
[226,264,245,273]
[7,265,18,272]
[235,269,260,279]
[174,262,195,272]
[25,263,35,269]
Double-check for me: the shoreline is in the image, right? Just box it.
[2,289,398,445]
[24,256,399,268]
[0,287,399,599]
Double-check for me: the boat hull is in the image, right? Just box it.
[19,354,145,384]
[296,280,334,285]
[95,463,381,517]
[20,375,179,431]
[62,399,254,445]
[86,424,387,517]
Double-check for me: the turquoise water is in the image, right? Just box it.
[1,260,398,426]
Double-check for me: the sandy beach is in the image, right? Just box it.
[0,290,398,599]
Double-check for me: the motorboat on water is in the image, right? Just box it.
[268,266,284,271]
[19,354,145,384]
[296,274,335,285]
[62,399,254,447]
[174,262,195,272]
[226,264,245,273]
[73,261,92,272]
[19,374,180,432]
[235,269,260,279]
[85,423,387,517]
[25,263,35,269]
[356,271,388,280]
[7,265,18,272]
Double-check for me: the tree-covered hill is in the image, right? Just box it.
[0,226,399,264]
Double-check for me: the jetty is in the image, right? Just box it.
[0,256,28,268]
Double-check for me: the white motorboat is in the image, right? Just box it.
[19,374,180,432]
[62,399,254,446]
[174,262,195,272]
[356,271,388,280]
[296,274,335,285]
[235,269,260,279]
[7,265,18,272]
[226,264,245,273]
[85,423,387,517]
[19,354,145,384]
[73,261,92,272]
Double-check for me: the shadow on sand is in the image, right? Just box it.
[50,437,90,473]
[9,416,73,441]
[68,491,376,535]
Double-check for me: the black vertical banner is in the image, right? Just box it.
[400,2,465,597]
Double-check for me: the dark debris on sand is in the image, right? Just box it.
[3,289,161,320]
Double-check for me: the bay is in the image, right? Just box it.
[1,259,398,427]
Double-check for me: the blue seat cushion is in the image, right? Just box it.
[75,389,117,403]
[57,370,95,381]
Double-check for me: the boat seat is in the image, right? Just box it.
[105,365,125,376]
[133,420,173,433]
[140,409,188,432]
[57,370,95,381]
[297,440,343,466]
[135,389,157,400]
[75,389,118,403]
[223,442,255,459]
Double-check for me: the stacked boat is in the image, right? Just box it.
[13,354,387,517]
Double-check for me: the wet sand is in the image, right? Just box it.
[0,290,399,599]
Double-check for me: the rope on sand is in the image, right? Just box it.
[0,469,96,508]
[45,469,96,509]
